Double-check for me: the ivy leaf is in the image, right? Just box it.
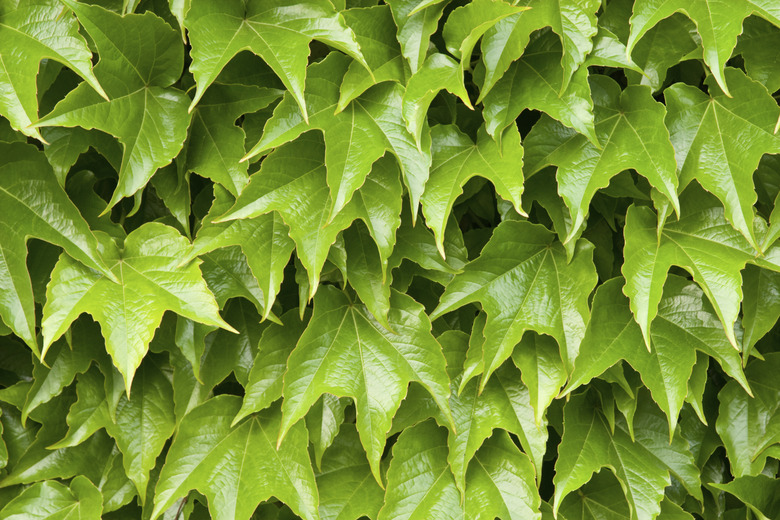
[621,190,761,350]
[512,332,567,426]
[338,5,406,111]
[49,368,111,450]
[422,124,525,256]
[741,265,780,359]
[243,53,429,221]
[0,0,106,140]
[555,471,630,520]
[41,223,234,392]
[665,68,780,249]
[627,0,780,96]
[344,221,391,325]
[431,219,597,388]
[709,475,780,520]
[524,75,679,241]
[386,0,447,73]
[152,396,319,520]
[185,0,367,120]
[33,1,191,210]
[281,286,453,483]
[565,276,750,435]
[717,353,780,477]
[482,30,596,145]
[478,0,600,101]
[0,475,102,520]
[306,395,348,470]
[553,390,701,520]
[377,420,540,520]
[0,143,112,352]
[316,424,384,520]
[736,17,780,94]
[183,84,282,196]
[441,0,528,92]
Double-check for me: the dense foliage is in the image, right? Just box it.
[2,0,780,518]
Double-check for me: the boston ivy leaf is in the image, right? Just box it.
[0,0,106,140]
[664,68,780,249]
[553,390,701,520]
[306,394,348,470]
[566,276,749,435]
[741,265,780,360]
[555,471,631,520]
[344,221,391,325]
[48,368,111,451]
[512,332,567,426]
[441,0,527,91]
[338,5,406,111]
[482,30,596,145]
[183,84,282,196]
[33,1,191,210]
[717,353,780,477]
[0,475,102,520]
[736,17,780,94]
[198,247,267,316]
[152,396,319,520]
[41,223,234,392]
[0,143,111,352]
[377,420,540,520]
[627,0,780,96]
[281,286,452,483]
[432,219,597,387]
[523,75,679,241]
[316,424,384,520]
[185,0,367,120]
[402,53,472,147]
[621,190,760,349]
[422,124,524,255]
[386,0,446,74]
[484,0,601,100]
[243,53,429,221]
[709,475,780,520]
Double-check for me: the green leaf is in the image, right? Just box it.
[386,0,447,73]
[377,420,540,520]
[524,75,679,240]
[243,53,429,221]
[0,0,106,140]
[49,368,111,450]
[717,353,780,477]
[553,390,701,520]
[432,219,597,387]
[344,221,391,324]
[664,68,780,249]
[0,475,102,520]
[34,2,191,210]
[512,332,567,426]
[555,471,631,520]
[709,475,780,520]
[736,17,780,94]
[741,265,780,360]
[482,30,596,145]
[185,0,367,120]
[0,143,111,352]
[316,424,384,520]
[183,84,282,195]
[422,124,524,256]
[152,396,319,520]
[566,276,749,435]
[306,394,348,470]
[478,0,600,101]
[42,223,233,392]
[281,286,452,483]
[621,189,760,349]
[627,0,780,96]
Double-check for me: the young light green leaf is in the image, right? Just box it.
[42,223,233,392]
[422,124,524,256]
[482,30,596,145]
[49,368,111,450]
[243,53,430,220]
[316,424,384,520]
[185,0,367,119]
[0,475,102,520]
[306,395,348,470]
[432,219,597,388]
[344,222,391,325]
[338,5,406,111]
[627,0,780,96]
[621,190,759,349]
[665,68,780,249]
[183,84,282,196]
[553,390,701,520]
[524,75,679,241]
[478,0,600,101]
[34,2,191,211]
[555,471,631,520]
[512,332,567,426]
[566,276,749,435]
[152,396,319,520]
[281,286,452,484]
[717,353,780,477]
[0,143,111,352]
[386,0,446,73]
[741,265,780,361]
[0,0,106,140]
